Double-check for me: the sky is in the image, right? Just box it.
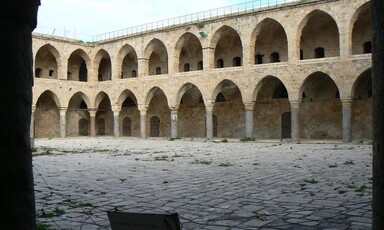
[34,0,255,42]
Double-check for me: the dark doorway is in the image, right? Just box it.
[150,116,160,137]
[79,118,89,136]
[123,117,132,136]
[281,112,291,138]
[97,118,105,135]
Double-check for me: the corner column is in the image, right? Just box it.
[290,100,301,143]
[59,107,67,138]
[171,109,178,138]
[341,98,352,142]
[139,106,147,139]
[244,103,254,138]
[89,109,97,137]
[112,106,121,137]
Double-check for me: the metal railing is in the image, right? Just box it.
[92,0,306,42]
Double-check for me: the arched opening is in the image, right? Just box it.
[254,77,290,139]
[95,93,113,136]
[351,2,372,55]
[176,33,203,72]
[300,10,340,59]
[67,92,90,137]
[34,91,60,138]
[98,58,111,81]
[150,116,160,137]
[213,26,242,69]
[146,88,170,137]
[35,44,59,79]
[253,18,288,64]
[120,46,138,79]
[123,117,132,136]
[68,49,89,82]
[300,72,342,139]
[146,39,168,76]
[213,80,245,138]
[35,68,42,78]
[352,69,372,139]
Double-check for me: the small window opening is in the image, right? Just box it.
[300,50,304,60]
[217,59,224,68]
[184,63,190,72]
[233,57,241,66]
[98,74,103,81]
[156,67,161,75]
[270,52,280,63]
[197,61,203,70]
[215,92,226,102]
[79,61,87,82]
[255,54,263,64]
[363,41,372,54]
[314,47,325,58]
[67,72,72,80]
[131,70,137,78]
[49,70,54,77]
[35,68,42,78]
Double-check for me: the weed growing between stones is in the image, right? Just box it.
[192,159,213,165]
[218,161,234,167]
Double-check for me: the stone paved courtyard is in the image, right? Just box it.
[33,137,372,229]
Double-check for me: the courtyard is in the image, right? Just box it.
[34,138,372,229]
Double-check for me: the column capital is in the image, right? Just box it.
[138,104,148,112]
[32,105,36,113]
[111,105,121,113]
[289,99,301,109]
[244,102,255,111]
[340,97,353,107]
[88,108,97,116]
[59,107,67,116]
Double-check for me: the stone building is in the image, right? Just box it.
[31,0,372,142]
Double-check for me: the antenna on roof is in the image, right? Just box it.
[51,29,56,36]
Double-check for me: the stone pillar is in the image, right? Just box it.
[112,107,121,137]
[30,106,36,148]
[206,105,214,139]
[341,98,352,142]
[0,1,40,228]
[202,47,214,70]
[138,58,148,77]
[372,0,384,228]
[89,109,97,137]
[58,63,66,80]
[290,100,301,143]
[59,107,67,138]
[171,110,178,138]
[244,103,254,138]
[140,109,147,139]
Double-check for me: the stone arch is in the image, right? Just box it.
[211,25,243,68]
[175,32,203,72]
[252,18,288,64]
[34,90,61,138]
[34,44,61,79]
[298,10,340,59]
[212,80,245,138]
[117,44,138,79]
[351,68,372,139]
[145,39,168,76]
[118,89,140,137]
[299,72,342,139]
[94,49,112,81]
[350,2,372,55]
[95,92,113,136]
[67,49,91,82]
[67,92,91,137]
[145,87,170,137]
[176,83,205,137]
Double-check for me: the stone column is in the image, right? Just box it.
[244,103,254,138]
[138,58,148,77]
[0,1,40,228]
[341,98,352,142]
[372,0,384,228]
[290,100,301,143]
[89,109,97,137]
[112,107,121,137]
[59,107,67,138]
[202,47,214,70]
[30,106,36,148]
[171,110,178,138]
[206,105,214,139]
[140,110,147,139]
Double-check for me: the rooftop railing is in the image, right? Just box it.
[92,0,308,42]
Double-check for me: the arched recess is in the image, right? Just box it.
[351,68,372,139]
[253,18,288,64]
[145,87,170,137]
[211,26,243,68]
[212,80,245,138]
[95,92,113,136]
[67,49,90,81]
[118,44,138,79]
[253,76,290,139]
[176,83,205,137]
[94,49,112,81]
[118,90,140,137]
[67,92,91,137]
[299,10,340,59]
[175,33,203,72]
[145,39,168,76]
[35,44,61,79]
[299,72,342,139]
[351,2,372,55]
[34,91,60,138]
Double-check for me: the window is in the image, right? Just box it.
[217,59,224,68]
[363,41,372,54]
[35,68,42,78]
[255,54,263,64]
[49,70,54,77]
[156,67,161,75]
[67,72,72,80]
[79,61,87,82]
[233,57,241,66]
[197,61,203,70]
[314,47,325,58]
[184,63,190,72]
[131,70,137,78]
[300,50,304,60]
[270,52,280,63]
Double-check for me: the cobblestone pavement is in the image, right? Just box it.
[33,137,372,230]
